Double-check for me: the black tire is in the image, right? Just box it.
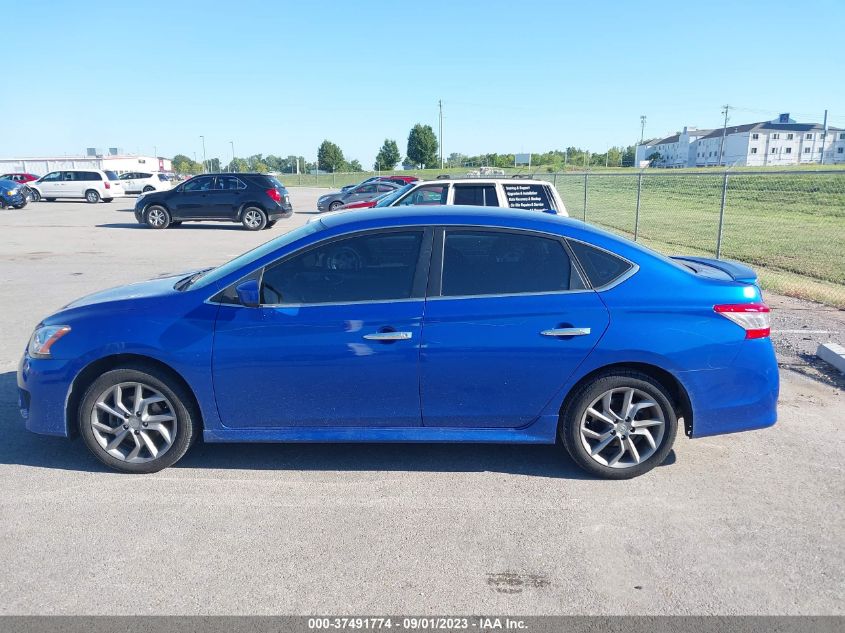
[13,202,27,209]
[145,205,171,229]
[45,197,56,202]
[78,366,200,474]
[85,189,101,204]
[559,370,678,479]
[102,197,113,203]
[241,206,267,231]
[329,201,343,211]
[28,188,41,202]
[142,186,155,193]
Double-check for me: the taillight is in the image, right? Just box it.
[714,303,771,339]
[104,181,111,189]
[265,188,281,203]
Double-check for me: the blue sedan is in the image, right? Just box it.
[18,207,778,478]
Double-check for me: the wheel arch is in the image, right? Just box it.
[66,353,204,438]
[559,362,693,438]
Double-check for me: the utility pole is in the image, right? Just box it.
[640,115,647,143]
[718,105,730,167]
[820,109,828,165]
[230,141,236,171]
[200,135,207,173]
[438,99,444,170]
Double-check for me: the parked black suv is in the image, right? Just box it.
[134,173,293,230]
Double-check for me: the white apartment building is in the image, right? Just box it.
[638,113,845,168]
[636,127,714,168]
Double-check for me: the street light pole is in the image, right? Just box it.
[200,135,207,173]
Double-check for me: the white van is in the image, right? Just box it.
[29,169,126,203]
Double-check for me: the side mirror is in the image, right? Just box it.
[235,279,260,307]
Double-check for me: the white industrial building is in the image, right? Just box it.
[0,149,172,176]
[637,113,845,168]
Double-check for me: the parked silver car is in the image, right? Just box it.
[317,180,401,212]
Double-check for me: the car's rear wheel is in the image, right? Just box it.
[145,205,171,229]
[85,189,101,203]
[143,186,155,193]
[559,371,678,479]
[78,367,200,473]
[241,206,267,231]
[329,201,343,211]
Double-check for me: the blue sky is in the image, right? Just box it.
[5,0,844,166]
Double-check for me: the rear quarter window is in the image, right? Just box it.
[104,170,119,181]
[567,239,633,288]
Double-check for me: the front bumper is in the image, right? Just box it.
[17,353,76,437]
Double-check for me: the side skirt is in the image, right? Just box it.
[204,414,560,444]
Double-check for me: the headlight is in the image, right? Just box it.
[8,190,16,195]
[28,325,71,358]
[318,196,329,202]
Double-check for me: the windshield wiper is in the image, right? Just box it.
[176,268,213,291]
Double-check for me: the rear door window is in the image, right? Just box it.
[501,183,555,211]
[567,240,633,288]
[453,184,499,206]
[440,230,583,297]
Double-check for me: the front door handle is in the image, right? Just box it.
[541,327,591,337]
[363,331,412,341]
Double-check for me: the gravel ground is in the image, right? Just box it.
[0,189,842,615]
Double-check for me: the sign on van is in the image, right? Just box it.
[502,183,553,211]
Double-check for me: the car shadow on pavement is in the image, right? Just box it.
[96,223,246,231]
[0,371,675,478]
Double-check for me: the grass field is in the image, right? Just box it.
[282,168,845,308]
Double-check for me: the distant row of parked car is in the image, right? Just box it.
[0,170,175,205]
[318,174,568,215]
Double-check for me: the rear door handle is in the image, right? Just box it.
[363,331,413,341]
[541,327,591,337]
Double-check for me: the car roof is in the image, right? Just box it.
[419,178,553,185]
[319,205,579,232]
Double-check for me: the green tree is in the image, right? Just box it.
[374,139,401,170]
[348,159,364,172]
[317,140,345,172]
[172,153,202,175]
[406,124,438,168]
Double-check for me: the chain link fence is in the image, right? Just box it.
[283,169,845,308]
[535,170,845,308]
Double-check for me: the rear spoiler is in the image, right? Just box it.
[671,256,758,284]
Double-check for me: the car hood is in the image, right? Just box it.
[61,270,200,310]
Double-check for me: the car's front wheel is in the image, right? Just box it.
[329,201,343,211]
[145,205,171,229]
[143,186,155,193]
[78,366,200,473]
[27,188,40,202]
[241,206,267,231]
[559,371,678,479]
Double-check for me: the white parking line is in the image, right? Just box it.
[776,330,838,334]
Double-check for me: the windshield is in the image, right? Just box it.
[375,183,413,207]
[190,222,323,290]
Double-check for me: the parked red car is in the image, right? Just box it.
[1,173,40,184]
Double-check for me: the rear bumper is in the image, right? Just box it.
[268,202,293,221]
[682,338,779,438]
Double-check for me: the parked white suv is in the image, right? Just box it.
[29,169,126,203]
[119,171,173,195]
[335,177,568,215]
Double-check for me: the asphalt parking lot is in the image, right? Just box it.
[0,189,842,615]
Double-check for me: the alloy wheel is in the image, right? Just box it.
[90,382,177,463]
[243,209,263,228]
[578,387,666,469]
[147,208,167,227]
